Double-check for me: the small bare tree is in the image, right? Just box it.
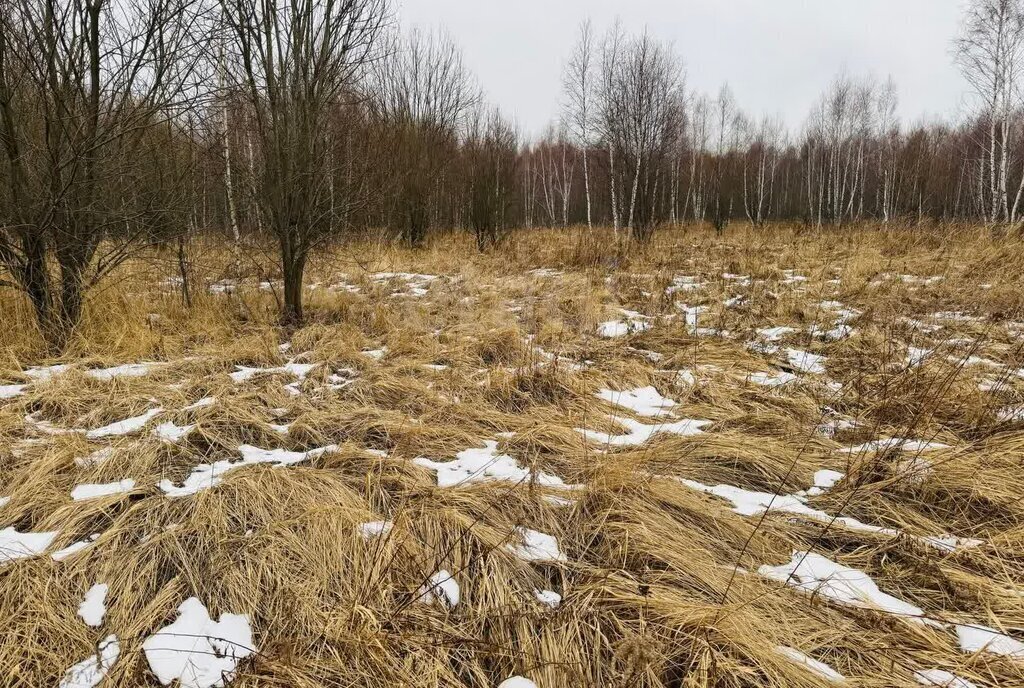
[220,0,388,325]
[0,0,210,349]
[562,19,595,229]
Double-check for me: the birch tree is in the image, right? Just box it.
[563,20,595,229]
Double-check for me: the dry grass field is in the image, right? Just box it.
[2,225,1024,687]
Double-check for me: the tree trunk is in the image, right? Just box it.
[281,243,306,326]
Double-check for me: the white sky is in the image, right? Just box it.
[397,0,971,137]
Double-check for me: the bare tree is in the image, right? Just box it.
[0,0,210,349]
[955,0,1024,224]
[562,19,595,229]
[220,0,388,325]
[371,27,476,246]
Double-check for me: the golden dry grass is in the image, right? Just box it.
[1,224,1024,687]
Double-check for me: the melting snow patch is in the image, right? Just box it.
[417,570,460,608]
[597,318,650,338]
[51,534,100,561]
[839,438,949,454]
[143,597,254,688]
[915,669,977,687]
[86,408,162,439]
[414,441,571,489]
[507,527,566,563]
[59,635,119,688]
[71,480,135,501]
[0,527,59,563]
[78,583,109,627]
[760,551,936,625]
[955,623,1024,658]
[534,589,562,608]
[498,678,537,688]
[230,361,316,383]
[786,349,827,374]
[906,347,934,367]
[154,422,195,443]
[596,386,677,418]
[86,363,160,381]
[358,521,393,539]
[577,417,711,447]
[747,371,798,387]
[183,397,216,411]
[774,646,845,683]
[159,444,338,497]
[758,326,797,342]
[75,448,114,468]
[0,384,26,399]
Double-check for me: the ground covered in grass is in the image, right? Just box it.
[2,226,1024,687]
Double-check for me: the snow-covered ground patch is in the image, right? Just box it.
[915,669,977,687]
[774,646,845,683]
[414,441,571,489]
[955,623,1024,659]
[0,527,59,563]
[785,349,827,374]
[78,583,109,627]
[760,551,937,625]
[86,408,163,439]
[577,417,711,447]
[142,597,254,688]
[59,635,119,688]
[159,444,338,497]
[747,371,798,387]
[417,570,460,608]
[507,527,566,563]
[596,386,677,418]
[71,480,136,501]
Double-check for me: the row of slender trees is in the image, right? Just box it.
[1,0,1022,347]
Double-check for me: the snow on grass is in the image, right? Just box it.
[498,678,537,688]
[906,347,934,367]
[417,570,460,608]
[839,438,950,454]
[534,589,562,608]
[0,384,26,399]
[51,534,100,561]
[597,310,651,338]
[142,597,254,688]
[809,323,854,342]
[955,623,1024,658]
[159,444,338,497]
[59,635,119,688]
[362,347,388,360]
[230,361,317,383]
[358,521,393,539]
[759,551,937,625]
[23,363,73,381]
[915,669,977,687]
[183,396,216,411]
[577,417,711,447]
[596,386,677,418]
[414,440,571,489]
[85,408,163,439]
[86,362,161,381]
[154,421,195,443]
[773,646,845,683]
[666,275,703,294]
[747,371,798,387]
[75,447,115,468]
[78,584,109,627]
[674,369,696,387]
[785,348,827,374]
[757,326,798,342]
[71,479,136,501]
[0,527,59,563]
[507,527,566,563]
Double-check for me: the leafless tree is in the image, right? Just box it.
[371,27,476,246]
[220,0,388,325]
[0,0,211,349]
[955,0,1024,224]
[562,19,595,229]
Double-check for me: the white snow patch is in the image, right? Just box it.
[0,384,26,399]
[758,326,798,342]
[154,421,195,443]
[75,448,115,468]
[86,362,160,381]
[596,386,677,418]
[71,480,135,501]
[498,678,537,688]
[358,521,393,539]
[915,669,977,688]
[577,417,711,447]
[59,635,119,688]
[956,623,1024,658]
[760,551,937,625]
[142,597,254,688]
[159,444,338,497]
[839,438,949,454]
[0,527,59,563]
[78,583,109,627]
[507,527,566,563]
[747,371,798,387]
[86,408,163,439]
[230,361,316,383]
[417,570,460,608]
[774,646,845,683]
[786,349,827,374]
[414,441,571,489]
[534,589,562,608]
[51,534,100,561]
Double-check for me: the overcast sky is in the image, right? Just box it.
[397,0,970,137]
